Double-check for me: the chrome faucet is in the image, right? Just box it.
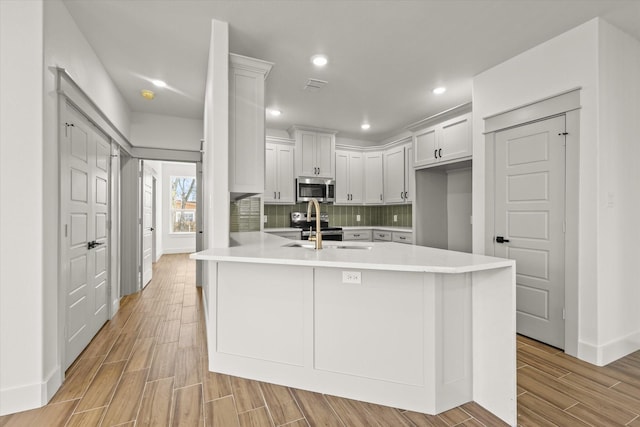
[307,198,323,250]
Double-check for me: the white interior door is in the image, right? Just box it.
[141,163,154,287]
[494,115,566,349]
[61,103,110,369]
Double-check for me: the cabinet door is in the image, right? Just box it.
[264,143,278,203]
[414,126,438,167]
[348,152,364,204]
[299,131,317,176]
[316,133,334,178]
[439,113,471,163]
[364,151,384,204]
[229,66,265,195]
[334,151,350,204]
[384,146,406,204]
[276,145,295,203]
[404,144,414,203]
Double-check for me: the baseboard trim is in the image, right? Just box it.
[0,382,44,416]
[43,365,63,402]
[578,331,640,366]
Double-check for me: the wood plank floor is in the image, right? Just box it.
[1,253,639,426]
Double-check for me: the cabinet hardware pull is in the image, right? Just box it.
[380,194,383,201]
[354,234,360,237]
[401,191,404,199]
[438,148,442,158]
[434,149,437,159]
[274,192,277,199]
[278,191,280,199]
[399,236,406,240]
[404,191,408,199]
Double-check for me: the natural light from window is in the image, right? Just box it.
[170,176,197,233]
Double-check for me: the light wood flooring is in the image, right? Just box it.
[1,253,640,426]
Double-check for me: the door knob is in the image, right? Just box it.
[495,236,510,243]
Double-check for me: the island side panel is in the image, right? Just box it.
[215,262,311,366]
[471,266,517,426]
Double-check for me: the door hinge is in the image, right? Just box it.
[562,308,566,320]
[64,122,75,137]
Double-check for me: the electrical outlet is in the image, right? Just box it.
[356,214,361,222]
[342,271,361,284]
[393,215,398,222]
[263,215,268,223]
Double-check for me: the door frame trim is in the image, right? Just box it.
[484,89,580,356]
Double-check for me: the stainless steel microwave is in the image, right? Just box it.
[296,177,335,203]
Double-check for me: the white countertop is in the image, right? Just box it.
[264,227,301,233]
[191,232,513,274]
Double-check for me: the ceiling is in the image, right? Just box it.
[62,0,640,143]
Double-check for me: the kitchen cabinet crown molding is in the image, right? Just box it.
[287,125,338,136]
[229,53,273,78]
[266,135,295,145]
[406,102,472,132]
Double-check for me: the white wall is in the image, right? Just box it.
[595,22,640,360]
[131,112,203,151]
[161,162,197,254]
[473,18,640,364]
[0,0,45,415]
[447,168,472,253]
[0,0,133,415]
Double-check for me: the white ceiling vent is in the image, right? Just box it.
[304,78,328,92]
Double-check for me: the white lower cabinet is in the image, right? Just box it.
[343,230,372,242]
[373,230,392,242]
[392,231,413,244]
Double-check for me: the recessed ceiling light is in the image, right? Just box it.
[432,87,446,95]
[267,109,282,117]
[151,79,167,88]
[311,54,328,67]
[361,123,371,130]
[140,89,155,100]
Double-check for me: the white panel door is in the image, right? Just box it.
[141,163,154,287]
[61,104,109,369]
[494,115,565,349]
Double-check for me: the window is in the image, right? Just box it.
[170,176,197,233]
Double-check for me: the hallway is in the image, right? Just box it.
[1,254,640,426]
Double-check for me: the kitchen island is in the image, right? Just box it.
[191,232,516,425]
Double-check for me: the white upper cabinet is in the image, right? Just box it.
[384,142,412,204]
[264,138,295,204]
[335,150,364,204]
[290,127,336,178]
[364,151,384,204]
[413,111,472,168]
[228,54,273,199]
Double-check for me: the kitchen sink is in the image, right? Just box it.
[284,242,372,250]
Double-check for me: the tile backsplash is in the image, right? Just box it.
[263,203,412,228]
[230,196,261,232]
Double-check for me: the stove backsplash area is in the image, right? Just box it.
[263,203,412,229]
